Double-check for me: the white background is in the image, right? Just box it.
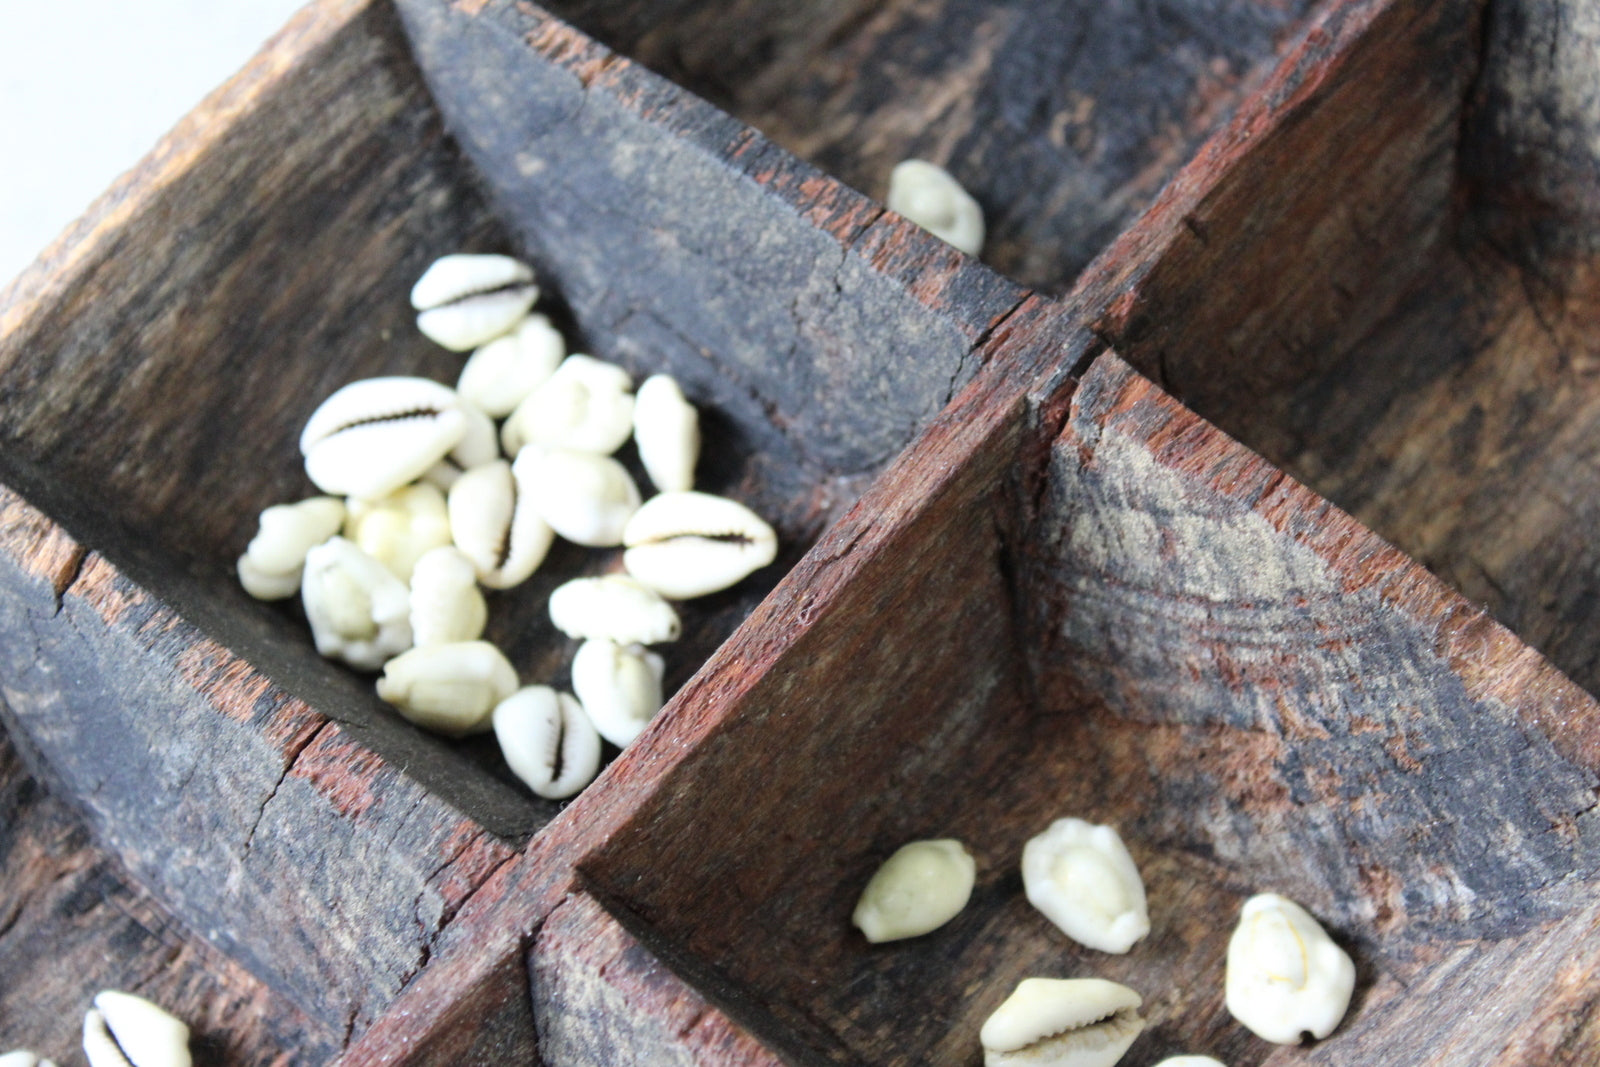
[0,0,309,287]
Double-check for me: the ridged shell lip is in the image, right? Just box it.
[409,253,536,310]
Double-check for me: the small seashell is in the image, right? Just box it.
[887,159,985,256]
[451,396,500,470]
[446,460,555,589]
[851,839,975,943]
[82,990,191,1067]
[409,546,488,645]
[457,313,566,417]
[492,686,601,799]
[343,483,453,583]
[622,491,778,599]
[981,978,1144,1067]
[1022,817,1149,954]
[570,639,666,747]
[1151,1058,1228,1067]
[411,253,538,351]
[236,495,346,600]
[300,377,467,501]
[632,373,700,492]
[301,537,413,670]
[501,354,635,457]
[518,447,641,548]
[375,640,519,737]
[1225,893,1354,1045]
[0,1050,59,1067]
[548,575,680,645]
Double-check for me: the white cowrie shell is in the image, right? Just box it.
[409,546,488,645]
[457,313,566,417]
[570,639,665,747]
[887,159,985,256]
[518,448,641,548]
[633,374,700,492]
[492,686,601,799]
[300,377,467,500]
[548,575,680,645]
[851,839,975,943]
[451,397,500,469]
[1,1051,59,1067]
[411,253,539,351]
[301,537,413,670]
[622,491,778,599]
[1152,1058,1228,1067]
[1225,893,1354,1044]
[83,990,191,1067]
[501,354,635,457]
[446,460,555,589]
[343,483,453,583]
[236,495,346,601]
[981,978,1144,1067]
[375,640,519,737]
[1022,818,1149,954]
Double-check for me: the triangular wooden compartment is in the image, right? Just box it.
[1,0,1597,1064]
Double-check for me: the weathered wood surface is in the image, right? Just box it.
[538,0,1328,292]
[0,725,328,1065]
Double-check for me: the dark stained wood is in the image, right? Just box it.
[0,724,331,1065]
[536,0,1330,292]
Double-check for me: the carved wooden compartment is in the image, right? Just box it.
[1,0,1597,1064]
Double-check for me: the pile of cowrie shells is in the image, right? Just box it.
[238,253,777,800]
[853,818,1356,1067]
[2,989,191,1067]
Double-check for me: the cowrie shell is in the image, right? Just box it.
[518,447,641,548]
[1151,1058,1227,1067]
[981,978,1144,1067]
[0,1051,59,1067]
[622,491,777,599]
[1022,818,1149,954]
[300,377,467,501]
[411,253,538,351]
[375,640,519,737]
[548,575,680,645]
[237,495,346,600]
[887,159,984,256]
[1225,893,1354,1044]
[301,537,413,670]
[633,373,699,492]
[409,546,488,645]
[446,460,555,589]
[501,354,635,457]
[851,839,975,943]
[570,639,666,747]
[82,990,191,1067]
[343,483,453,583]
[458,313,566,417]
[492,686,601,799]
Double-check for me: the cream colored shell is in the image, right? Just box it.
[570,639,666,748]
[300,377,467,500]
[851,839,975,943]
[344,482,453,583]
[518,448,641,548]
[492,686,601,799]
[1225,893,1354,1044]
[375,640,519,737]
[457,313,565,417]
[1021,817,1149,954]
[622,491,778,599]
[886,159,984,256]
[548,575,681,646]
[411,253,538,351]
[301,537,413,670]
[632,373,700,492]
[82,990,191,1067]
[980,978,1143,1067]
[409,546,488,645]
[236,495,345,600]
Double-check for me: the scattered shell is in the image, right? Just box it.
[451,396,501,469]
[492,686,602,799]
[82,991,191,1067]
[887,159,985,256]
[301,537,413,670]
[446,459,555,589]
[1151,1058,1227,1067]
[0,1051,58,1067]
[457,313,565,417]
[409,546,488,645]
[570,639,666,747]
[236,495,345,600]
[851,839,975,943]
[375,640,519,737]
[633,373,700,492]
[1225,893,1354,1045]
[518,447,641,548]
[548,575,681,645]
[501,354,635,456]
[981,978,1143,1067]
[411,253,538,351]
[1022,818,1149,954]
[622,491,777,599]
[344,482,453,583]
[300,377,467,500]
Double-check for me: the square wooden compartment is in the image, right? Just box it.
[1,0,1598,1064]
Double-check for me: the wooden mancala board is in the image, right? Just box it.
[1,0,1597,1062]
